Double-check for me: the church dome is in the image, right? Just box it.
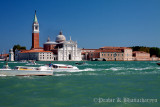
[55,31,66,43]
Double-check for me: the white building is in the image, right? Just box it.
[15,50,54,61]
[44,31,82,61]
[9,49,14,61]
[57,40,81,61]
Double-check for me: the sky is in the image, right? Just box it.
[0,0,160,53]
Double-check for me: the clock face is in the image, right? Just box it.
[35,26,38,30]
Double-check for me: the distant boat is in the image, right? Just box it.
[26,61,37,65]
[18,60,28,63]
[156,63,160,66]
[75,62,85,65]
[0,58,5,61]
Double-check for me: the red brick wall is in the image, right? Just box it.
[32,33,39,49]
[44,44,56,51]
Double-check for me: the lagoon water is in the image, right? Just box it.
[0,61,160,107]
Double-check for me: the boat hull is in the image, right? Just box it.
[0,70,53,76]
[53,68,79,72]
[0,59,5,61]
[157,63,160,66]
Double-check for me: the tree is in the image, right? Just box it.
[150,47,160,57]
[13,44,26,52]
[131,46,149,53]
[131,46,160,57]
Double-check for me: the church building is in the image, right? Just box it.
[14,11,82,61]
[44,31,82,61]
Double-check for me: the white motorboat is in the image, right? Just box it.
[18,60,28,63]
[26,61,37,65]
[0,58,5,61]
[52,64,79,71]
[0,64,12,70]
[0,64,53,76]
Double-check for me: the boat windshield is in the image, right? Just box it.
[3,65,10,69]
[53,65,58,68]
[52,64,73,68]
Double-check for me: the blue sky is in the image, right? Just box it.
[0,0,160,53]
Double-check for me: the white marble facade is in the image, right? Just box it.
[43,31,82,61]
[57,40,82,61]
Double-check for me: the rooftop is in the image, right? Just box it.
[100,46,131,49]
[95,49,123,53]
[133,51,150,54]
[20,50,52,53]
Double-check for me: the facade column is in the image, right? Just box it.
[75,44,77,57]
[63,45,65,61]
[72,45,74,60]
[66,44,68,60]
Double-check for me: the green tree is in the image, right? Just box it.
[150,47,160,57]
[139,47,150,53]
[13,44,26,52]
[131,46,160,57]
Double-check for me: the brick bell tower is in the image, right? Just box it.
[32,10,39,49]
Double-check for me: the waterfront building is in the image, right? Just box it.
[0,53,8,61]
[82,47,133,61]
[14,11,81,61]
[151,55,159,61]
[132,51,150,61]
[15,50,54,61]
[9,49,14,61]
[81,49,98,60]
[100,47,133,61]
[44,31,82,61]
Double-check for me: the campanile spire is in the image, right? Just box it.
[33,10,38,23]
[32,10,40,49]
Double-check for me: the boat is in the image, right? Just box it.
[156,63,160,66]
[52,64,79,71]
[0,64,53,76]
[75,62,85,65]
[0,63,12,70]
[26,61,37,65]
[0,58,5,61]
[18,60,28,63]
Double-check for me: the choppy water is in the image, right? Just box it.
[0,61,160,107]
